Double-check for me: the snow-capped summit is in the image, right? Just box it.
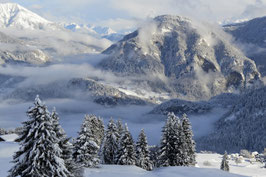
[0,3,55,30]
[92,26,116,36]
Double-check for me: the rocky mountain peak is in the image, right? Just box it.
[99,15,261,101]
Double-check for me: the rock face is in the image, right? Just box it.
[99,15,261,101]
[224,16,266,76]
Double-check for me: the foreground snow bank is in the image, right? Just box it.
[84,165,246,177]
[0,142,19,176]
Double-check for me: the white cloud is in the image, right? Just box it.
[10,0,266,31]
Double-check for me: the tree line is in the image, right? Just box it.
[9,96,196,177]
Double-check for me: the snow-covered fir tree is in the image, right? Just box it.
[102,118,119,164]
[181,113,196,166]
[85,114,105,146]
[117,124,136,165]
[221,151,230,172]
[117,119,124,136]
[149,145,160,168]
[135,129,153,171]
[73,115,100,168]
[51,108,81,177]
[9,95,70,177]
[158,112,183,167]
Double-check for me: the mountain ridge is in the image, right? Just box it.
[99,15,262,101]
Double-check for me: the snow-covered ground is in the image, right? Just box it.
[84,165,245,177]
[2,141,266,177]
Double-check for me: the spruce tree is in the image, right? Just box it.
[158,112,183,167]
[51,108,80,177]
[117,124,136,165]
[9,95,70,177]
[85,114,105,146]
[221,151,230,172]
[102,118,119,164]
[181,114,196,166]
[135,129,153,171]
[117,119,124,136]
[73,115,100,168]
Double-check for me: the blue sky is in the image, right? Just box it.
[5,0,266,30]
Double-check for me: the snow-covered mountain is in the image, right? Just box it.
[64,23,124,42]
[0,3,56,30]
[0,3,112,58]
[99,15,262,101]
[224,16,266,76]
[0,31,49,65]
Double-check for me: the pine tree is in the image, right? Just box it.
[135,129,153,171]
[9,95,70,177]
[73,115,100,168]
[85,114,105,146]
[158,112,183,167]
[221,151,230,172]
[117,124,136,165]
[117,119,124,136]
[102,118,119,164]
[181,114,196,166]
[51,108,80,177]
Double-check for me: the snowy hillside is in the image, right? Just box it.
[0,3,56,30]
[224,16,266,76]
[0,31,49,65]
[99,15,261,101]
[198,86,266,153]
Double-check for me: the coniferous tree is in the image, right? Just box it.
[135,129,153,171]
[9,95,70,177]
[149,145,160,168]
[51,108,81,177]
[85,114,105,146]
[117,124,136,165]
[73,115,100,168]
[181,114,196,166]
[158,112,183,167]
[221,151,230,172]
[117,119,124,136]
[102,118,119,164]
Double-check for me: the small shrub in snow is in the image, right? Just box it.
[235,156,244,165]
[221,151,230,172]
[240,149,252,158]
[203,161,212,166]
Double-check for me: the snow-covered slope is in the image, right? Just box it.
[99,15,261,101]
[224,16,266,76]
[84,165,245,177]
[198,86,266,153]
[0,31,49,65]
[0,3,55,30]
